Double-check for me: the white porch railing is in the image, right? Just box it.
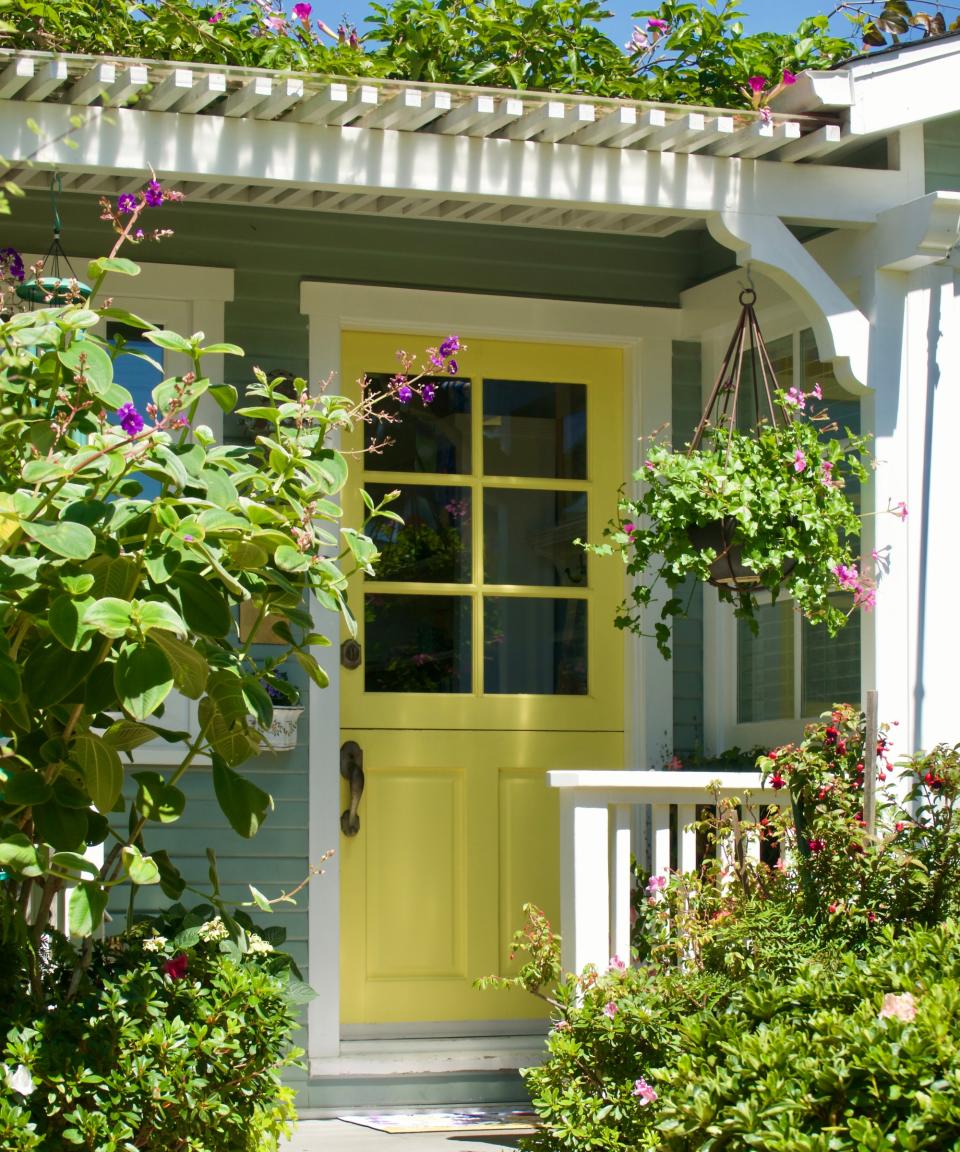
[548,771,791,976]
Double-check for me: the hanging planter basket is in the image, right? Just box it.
[687,517,798,589]
[260,706,303,752]
[15,175,92,308]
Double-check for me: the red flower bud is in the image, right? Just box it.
[162,953,189,980]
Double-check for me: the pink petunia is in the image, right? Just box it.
[748,76,767,93]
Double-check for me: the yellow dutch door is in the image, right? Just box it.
[340,332,624,1027]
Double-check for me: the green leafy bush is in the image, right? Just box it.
[0,904,304,1152]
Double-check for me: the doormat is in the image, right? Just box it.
[338,1106,537,1134]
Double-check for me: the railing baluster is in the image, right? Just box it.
[559,793,610,978]
[677,803,697,874]
[652,804,671,880]
[610,804,633,964]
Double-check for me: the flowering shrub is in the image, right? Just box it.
[0,904,305,1151]
[587,385,874,658]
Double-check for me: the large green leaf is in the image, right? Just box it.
[148,631,209,698]
[145,329,192,353]
[82,597,133,638]
[71,734,123,814]
[58,339,114,399]
[2,769,51,806]
[137,600,188,638]
[24,646,98,706]
[100,719,160,751]
[114,644,174,720]
[68,881,109,937]
[50,851,100,878]
[0,834,45,877]
[89,256,141,279]
[241,675,274,729]
[0,650,22,701]
[33,799,87,851]
[199,698,257,768]
[151,849,186,900]
[174,571,232,637]
[121,844,161,886]
[24,520,97,561]
[132,770,186,824]
[207,670,250,724]
[49,594,97,651]
[211,753,273,839]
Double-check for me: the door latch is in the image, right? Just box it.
[340,740,365,837]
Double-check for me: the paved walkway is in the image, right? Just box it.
[282,1120,525,1152]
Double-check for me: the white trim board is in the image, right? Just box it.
[299,281,678,1063]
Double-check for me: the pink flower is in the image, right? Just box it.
[666,755,683,771]
[264,12,286,31]
[609,955,626,972]
[759,107,773,126]
[892,501,908,521]
[622,521,637,537]
[769,772,786,790]
[292,2,311,20]
[879,992,917,1022]
[648,17,669,30]
[811,382,823,399]
[782,70,798,85]
[603,1001,618,1019]
[793,449,807,473]
[208,9,224,21]
[646,874,667,896]
[748,76,767,94]
[807,838,826,853]
[633,1077,658,1106]
[785,385,806,410]
[833,563,859,590]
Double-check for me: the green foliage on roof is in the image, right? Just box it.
[1,0,957,108]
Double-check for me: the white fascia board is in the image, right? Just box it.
[769,69,854,114]
[0,101,917,229]
[847,45,960,134]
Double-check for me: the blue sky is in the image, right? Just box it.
[600,1,851,48]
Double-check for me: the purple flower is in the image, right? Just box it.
[397,384,413,404]
[117,193,137,215]
[625,26,648,52]
[422,383,436,404]
[292,1,311,19]
[117,403,145,437]
[144,180,164,208]
[748,75,767,94]
[264,12,286,31]
[759,106,773,127]
[0,247,24,282]
[633,1077,658,1106]
[782,69,798,85]
[438,335,460,358]
[648,17,669,30]
[447,359,458,375]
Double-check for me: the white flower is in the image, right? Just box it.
[142,935,168,953]
[246,933,274,955]
[4,1063,35,1096]
[197,917,229,942]
[879,992,917,1022]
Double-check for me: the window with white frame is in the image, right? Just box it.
[734,329,861,730]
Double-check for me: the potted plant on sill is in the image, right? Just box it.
[258,670,303,752]
[586,292,879,659]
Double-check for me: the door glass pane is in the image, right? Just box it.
[365,374,471,475]
[484,490,587,587]
[365,594,471,693]
[367,484,471,583]
[108,324,164,499]
[483,380,586,479]
[484,597,587,695]
[737,600,794,722]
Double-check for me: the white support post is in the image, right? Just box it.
[677,803,697,874]
[559,794,611,977]
[651,803,671,880]
[610,805,633,965]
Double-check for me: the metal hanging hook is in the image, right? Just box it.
[49,172,62,239]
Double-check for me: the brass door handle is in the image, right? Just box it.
[340,740,364,837]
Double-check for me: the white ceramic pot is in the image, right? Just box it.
[262,705,303,751]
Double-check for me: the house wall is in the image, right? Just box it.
[924,113,960,192]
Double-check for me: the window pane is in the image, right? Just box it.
[365,375,471,475]
[484,489,587,587]
[737,600,794,723]
[483,380,586,479]
[365,594,471,693]
[484,597,587,695]
[366,484,471,583]
[802,601,860,716]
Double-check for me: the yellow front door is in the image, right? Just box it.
[340,332,624,1027]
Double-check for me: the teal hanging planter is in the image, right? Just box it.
[15,173,91,306]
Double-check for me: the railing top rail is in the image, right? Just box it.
[548,769,789,804]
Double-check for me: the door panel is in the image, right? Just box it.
[340,333,625,1028]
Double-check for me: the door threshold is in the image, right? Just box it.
[309,1034,548,1078]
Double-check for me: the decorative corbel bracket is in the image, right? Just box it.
[870,191,960,272]
[707,211,870,393]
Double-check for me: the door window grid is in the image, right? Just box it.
[735,329,862,726]
[361,372,591,696]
